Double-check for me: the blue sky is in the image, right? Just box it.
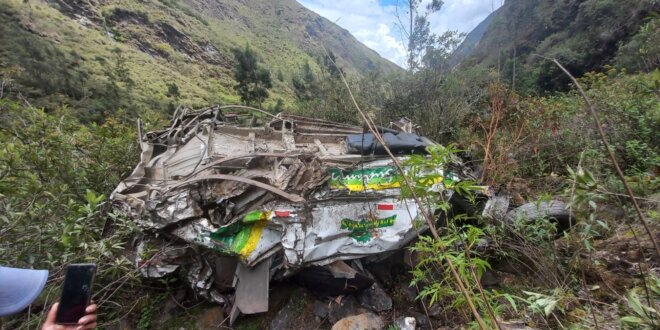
[297,0,504,67]
[379,0,401,5]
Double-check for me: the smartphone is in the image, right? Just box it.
[55,263,97,325]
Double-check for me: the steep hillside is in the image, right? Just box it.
[447,8,499,68]
[459,0,659,92]
[0,0,401,120]
[179,0,400,75]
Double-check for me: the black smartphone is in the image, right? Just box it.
[55,263,97,325]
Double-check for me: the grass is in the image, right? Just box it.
[0,0,401,117]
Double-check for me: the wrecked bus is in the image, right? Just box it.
[111,105,568,322]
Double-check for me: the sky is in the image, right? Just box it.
[297,0,504,67]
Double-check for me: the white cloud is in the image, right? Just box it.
[297,0,407,66]
[353,23,408,66]
[297,0,503,67]
[429,0,502,36]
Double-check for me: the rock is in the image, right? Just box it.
[357,281,392,312]
[394,316,416,330]
[398,282,417,302]
[314,296,364,323]
[324,295,366,323]
[269,299,299,330]
[196,306,225,329]
[412,312,431,329]
[498,319,537,330]
[269,290,316,330]
[480,270,500,287]
[152,289,187,328]
[426,302,442,317]
[268,287,318,329]
[331,312,384,330]
[314,300,330,319]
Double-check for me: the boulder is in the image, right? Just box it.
[269,302,298,330]
[331,312,384,330]
[313,300,330,320]
[394,316,416,330]
[314,295,366,323]
[357,281,392,312]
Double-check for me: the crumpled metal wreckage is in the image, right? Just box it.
[112,105,565,323]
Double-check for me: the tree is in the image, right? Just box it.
[422,31,465,73]
[105,48,135,100]
[166,82,180,99]
[291,53,359,124]
[268,98,285,113]
[292,59,318,101]
[322,50,343,78]
[231,45,272,107]
[396,0,444,71]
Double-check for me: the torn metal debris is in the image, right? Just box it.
[112,105,568,322]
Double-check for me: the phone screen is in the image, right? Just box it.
[55,263,97,324]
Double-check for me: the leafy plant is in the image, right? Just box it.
[137,293,167,330]
[231,45,273,107]
[616,16,660,73]
[0,99,144,328]
[620,275,660,329]
[401,144,506,324]
[523,290,563,317]
[566,165,612,252]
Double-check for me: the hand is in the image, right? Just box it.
[42,302,98,330]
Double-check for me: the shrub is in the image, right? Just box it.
[0,100,146,328]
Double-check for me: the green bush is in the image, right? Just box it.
[456,69,659,181]
[616,16,660,73]
[0,99,145,328]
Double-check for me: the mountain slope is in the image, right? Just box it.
[0,0,401,120]
[179,0,400,75]
[458,0,659,91]
[447,8,499,68]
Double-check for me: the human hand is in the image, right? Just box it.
[41,302,97,330]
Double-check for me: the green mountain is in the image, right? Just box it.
[447,8,498,68]
[456,0,659,92]
[0,0,401,120]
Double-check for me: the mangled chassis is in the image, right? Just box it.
[111,105,482,320]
